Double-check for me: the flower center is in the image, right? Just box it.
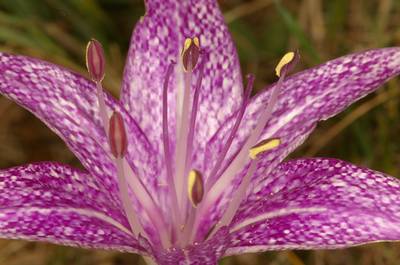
[86,38,299,250]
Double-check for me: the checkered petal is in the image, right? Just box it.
[227,158,400,255]
[0,162,144,253]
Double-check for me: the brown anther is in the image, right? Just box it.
[86,39,106,82]
[187,169,204,207]
[181,37,200,72]
[109,111,128,158]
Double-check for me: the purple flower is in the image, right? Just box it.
[0,0,400,264]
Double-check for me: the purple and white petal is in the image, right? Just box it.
[205,47,400,180]
[151,227,230,265]
[226,158,400,255]
[195,121,317,240]
[0,53,159,201]
[122,0,243,158]
[0,162,144,253]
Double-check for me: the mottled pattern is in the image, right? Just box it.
[226,158,400,255]
[0,53,160,202]
[1,0,400,263]
[122,0,243,166]
[194,48,400,238]
[195,121,317,241]
[0,162,143,253]
[151,227,230,265]
[187,227,230,265]
[206,48,400,185]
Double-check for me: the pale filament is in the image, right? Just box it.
[205,74,254,192]
[190,69,288,242]
[175,54,194,217]
[162,62,182,238]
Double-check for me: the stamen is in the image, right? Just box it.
[162,62,182,237]
[275,51,298,77]
[123,160,171,247]
[249,138,281,160]
[192,52,299,241]
[175,37,200,213]
[109,112,128,158]
[207,138,280,239]
[115,158,146,237]
[187,169,204,207]
[86,39,105,82]
[96,83,109,133]
[184,58,205,186]
[182,37,200,72]
[162,63,175,187]
[108,111,145,237]
[86,39,109,133]
[206,74,254,191]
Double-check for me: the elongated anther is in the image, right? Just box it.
[187,169,204,207]
[249,138,281,159]
[275,50,300,77]
[182,37,200,72]
[109,111,128,158]
[86,39,106,82]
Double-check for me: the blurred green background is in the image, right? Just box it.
[0,0,399,264]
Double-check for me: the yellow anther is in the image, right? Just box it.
[249,138,281,160]
[183,38,192,51]
[182,37,201,72]
[187,169,204,207]
[275,52,295,77]
[193,37,200,48]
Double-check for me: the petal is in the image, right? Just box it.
[0,162,144,253]
[0,53,158,202]
[197,48,400,232]
[151,227,230,265]
[195,121,317,240]
[226,158,400,255]
[122,0,243,157]
[186,227,230,265]
[204,47,400,180]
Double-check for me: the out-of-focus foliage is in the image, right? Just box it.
[0,0,399,264]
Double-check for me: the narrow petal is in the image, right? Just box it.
[122,0,243,158]
[0,53,159,202]
[0,162,143,253]
[205,48,400,181]
[226,158,400,255]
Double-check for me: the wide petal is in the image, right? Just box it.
[226,158,400,255]
[121,0,243,158]
[0,53,159,202]
[0,162,143,253]
[205,48,400,181]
